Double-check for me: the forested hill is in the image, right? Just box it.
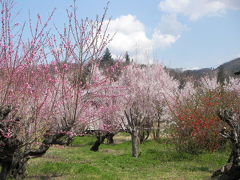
[168,57,240,80]
[218,57,240,75]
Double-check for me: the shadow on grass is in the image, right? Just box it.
[26,174,62,180]
[147,149,195,162]
[180,166,212,173]
[70,141,94,147]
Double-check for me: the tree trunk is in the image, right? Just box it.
[212,145,240,179]
[152,120,161,140]
[0,161,11,180]
[156,120,161,139]
[106,133,115,144]
[90,135,107,152]
[139,130,150,144]
[0,109,73,179]
[10,155,28,180]
[212,109,240,179]
[1,132,66,179]
[155,129,160,139]
[0,153,28,180]
[131,130,140,157]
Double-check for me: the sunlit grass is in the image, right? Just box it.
[26,134,229,180]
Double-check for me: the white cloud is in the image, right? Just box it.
[159,0,240,21]
[185,67,200,70]
[158,14,189,34]
[222,0,240,10]
[159,0,226,20]
[106,15,178,64]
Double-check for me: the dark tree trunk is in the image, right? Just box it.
[66,137,74,146]
[0,106,18,180]
[212,147,240,179]
[106,133,115,144]
[0,161,11,180]
[154,119,161,140]
[212,109,240,180]
[0,136,22,180]
[90,134,107,152]
[10,155,29,179]
[131,130,140,157]
[0,132,70,179]
[0,106,74,179]
[139,130,150,144]
[0,151,28,180]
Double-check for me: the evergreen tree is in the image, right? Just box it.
[125,51,130,64]
[217,65,229,86]
[100,48,114,68]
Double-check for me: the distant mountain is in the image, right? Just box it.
[168,57,240,82]
[216,57,240,76]
[182,68,213,79]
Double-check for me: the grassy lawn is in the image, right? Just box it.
[25,135,229,180]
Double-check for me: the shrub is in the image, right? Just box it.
[171,88,240,154]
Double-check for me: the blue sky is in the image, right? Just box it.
[15,0,240,69]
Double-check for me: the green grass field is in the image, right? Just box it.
[25,134,229,180]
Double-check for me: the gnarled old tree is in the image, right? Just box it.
[123,106,148,157]
[212,109,240,179]
[0,0,116,179]
[0,0,59,178]
[118,64,179,157]
[89,131,115,152]
[47,0,116,143]
[87,62,129,152]
[87,77,125,152]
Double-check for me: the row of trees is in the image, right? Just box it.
[1,0,240,179]
[0,0,143,178]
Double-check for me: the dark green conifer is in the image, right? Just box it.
[125,51,130,65]
[100,48,114,68]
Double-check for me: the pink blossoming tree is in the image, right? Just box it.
[117,64,179,157]
[0,0,117,179]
